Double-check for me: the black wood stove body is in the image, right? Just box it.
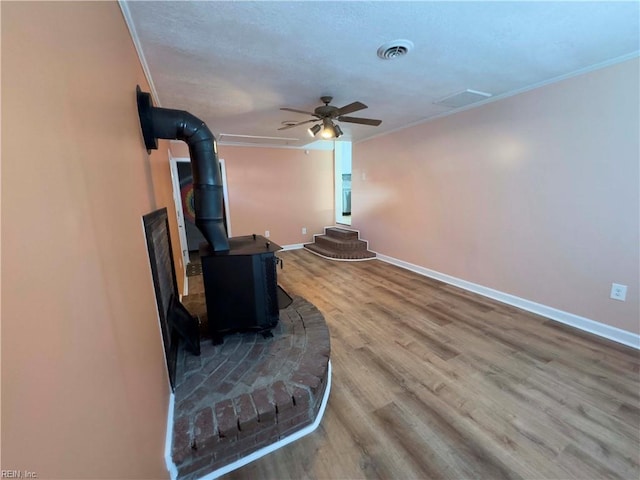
[200,234,281,343]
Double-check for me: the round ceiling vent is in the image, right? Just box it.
[377,39,414,60]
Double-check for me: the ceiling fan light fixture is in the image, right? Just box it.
[334,124,343,138]
[308,124,322,137]
[320,119,335,139]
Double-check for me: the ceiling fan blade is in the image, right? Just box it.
[277,119,319,130]
[338,116,382,126]
[335,101,368,116]
[280,107,317,116]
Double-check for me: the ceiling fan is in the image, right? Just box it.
[278,96,382,139]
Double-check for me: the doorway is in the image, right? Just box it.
[169,155,231,268]
[334,142,352,226]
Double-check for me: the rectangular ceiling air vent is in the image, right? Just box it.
[434,89,492,109]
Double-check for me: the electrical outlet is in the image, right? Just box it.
[302,227,307,235]
[265,230,270,238]
[610,283,627,301]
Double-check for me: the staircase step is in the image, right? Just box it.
[303,226,375,261]
[304,242,376,260]
[325,227,359,240]
[315,235,368,251]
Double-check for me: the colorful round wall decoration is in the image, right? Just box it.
[180,184,196,223]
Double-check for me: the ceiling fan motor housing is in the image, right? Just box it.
[315,105,339,118]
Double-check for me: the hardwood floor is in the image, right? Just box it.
[222,249,639,480]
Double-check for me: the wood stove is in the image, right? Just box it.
[136,89,285,344]
[200,234,281,343]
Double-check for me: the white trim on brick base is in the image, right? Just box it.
[164,362,333,480]
[199,361,332,480]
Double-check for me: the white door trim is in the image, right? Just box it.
[168,153,190,295]
[219,158,232,237]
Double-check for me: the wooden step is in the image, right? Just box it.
[315,235,368,252]
[303,226,375,261]
[304,242,376,260]
[325,227,359,240]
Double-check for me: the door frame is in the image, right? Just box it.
[169,154,232,262]
[219,158,232,237]
[334,141,352,225]
[168,153,190,272]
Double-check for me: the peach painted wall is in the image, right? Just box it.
[2,2,178,478]
[151,154,186,293]
[170,143,335,246]
[353,58,639,334]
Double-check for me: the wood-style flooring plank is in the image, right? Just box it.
[221,249,639,480]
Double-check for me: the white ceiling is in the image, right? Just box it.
[122,1,639,148]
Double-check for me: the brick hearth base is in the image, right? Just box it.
[171,296,331,480]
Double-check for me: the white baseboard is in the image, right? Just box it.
[165,393,178,480]
[281,243,305,251]
[375,253,640,350]
[165,361,333,480]
[183,270,188,297]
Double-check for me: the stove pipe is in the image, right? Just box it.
[136,86,229,253]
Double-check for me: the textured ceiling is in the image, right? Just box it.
[122,1,639,147]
